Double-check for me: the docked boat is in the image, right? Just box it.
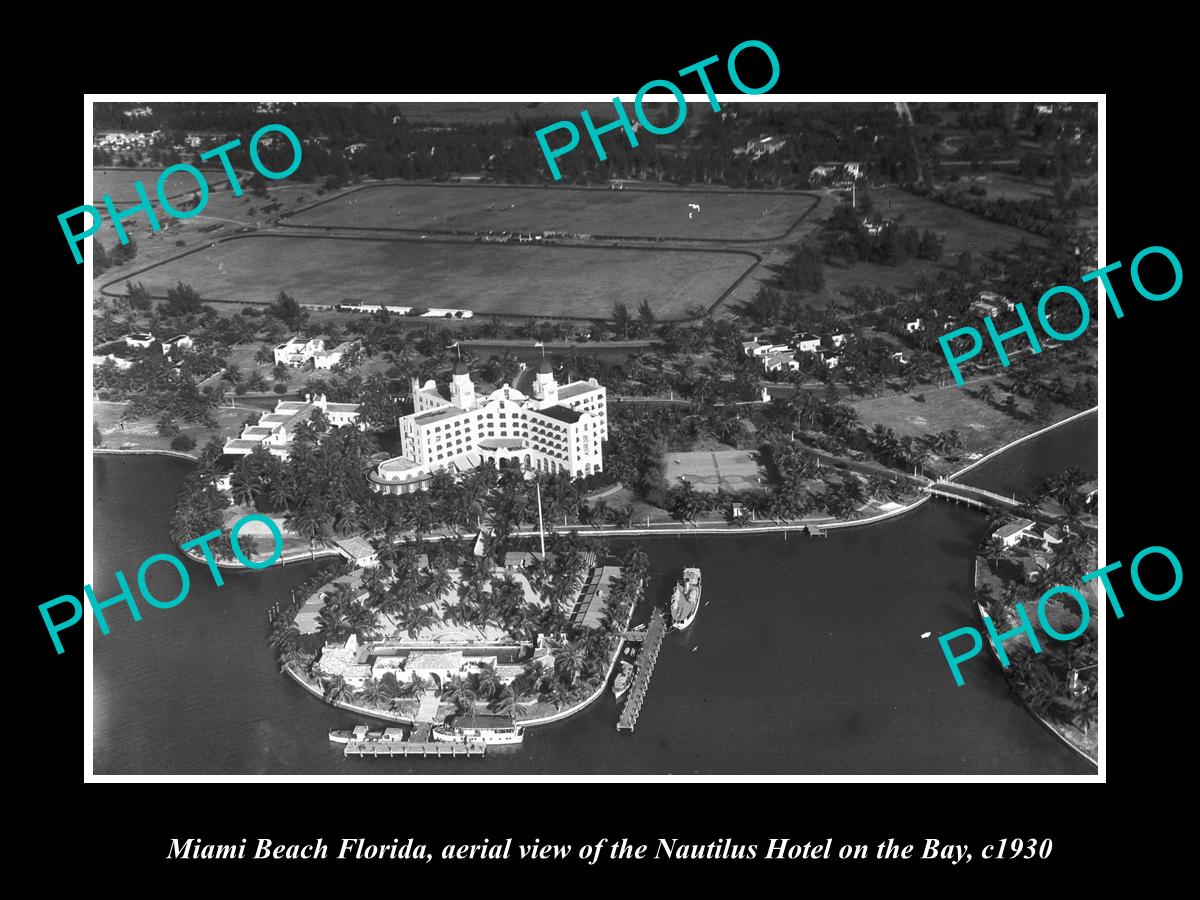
[432,715,524,745]
[612,660,636,699]
[669,567,702,630]
[329,725,404,744]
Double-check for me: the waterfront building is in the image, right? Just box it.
[370,362,607,494]
[995,517,1037,549]
[334,535,378,568]
[223,393,363,459]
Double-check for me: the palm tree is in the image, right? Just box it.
[473,663,501,700]
[278,646,310,674]
[356,677,388,708]
[553,640,589,686]
[610,302,633,340]
[268,618,299,651]
[255,344,274,365]
[489,686,520,718]
[322,675,354,705]
[316,603,349,643]
[402,606,437,640]
[441,677,478,717]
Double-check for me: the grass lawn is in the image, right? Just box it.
[284,183,818,242]
[90,167,323,267]
[847,382,1087,457]
[100,234,756,320]
[799,185,1049,309]
[92,167,233,204]
[93,400,253,456]
[222,503,313,559]
[870,185,1046,255]
[664,449,765,493]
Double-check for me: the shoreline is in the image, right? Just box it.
[281,579,643,731]
[972,560,1098,767]
[93,446,199,462]
[947,406,1098,483]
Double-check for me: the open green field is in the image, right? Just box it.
[101,234,757,319]
[845,379,1088,458]
[801,186,1048,309]
[283,183,817,242]
[93,400,252,456]
[869,186,1044,256]
[92,167,236,204]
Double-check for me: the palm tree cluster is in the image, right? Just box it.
[292,530,651,722]
[509,545,648,713]
[95,349,219,435]
[223,425,379,548]
[1005,632,1097,732]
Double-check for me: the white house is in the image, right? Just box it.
[161,334,193,354]
[794,333,821,353]
[334,535,378,569]
[830,333,851,348]
[995,518,1037,549]
[312,340,359,371]
[970,299,1001,318]
[273,335,326,367]
[746,341,789,359]
[817,349,839,369]
[124,332,156,349]
[980,290,1016,312]
[763,351,799,373]
[1077,480,1098,508]
[223,393,363,459]
[904,318,922,333]
[315,634,372,688]
[93,354,133,370]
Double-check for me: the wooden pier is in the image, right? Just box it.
[344,740,485,758]
[616,609,668,733]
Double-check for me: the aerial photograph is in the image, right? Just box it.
[87,98,1099,775]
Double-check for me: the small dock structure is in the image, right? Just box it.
[616,608,668,733]
[345,741,485,758]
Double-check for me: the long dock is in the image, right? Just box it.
[616,609,668,733]
[344,741,485,758]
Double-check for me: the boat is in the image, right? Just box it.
[612,661,635,699]
[329,725,404,744]
[432,715,524,745]
[670,567,702,630]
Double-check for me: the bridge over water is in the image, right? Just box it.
[924,480,1028,515]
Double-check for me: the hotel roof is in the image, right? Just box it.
[540,406,581,424]
[414,405,465,425]
[557,381,601,400]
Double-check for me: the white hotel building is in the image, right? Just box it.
[370,361,607,494]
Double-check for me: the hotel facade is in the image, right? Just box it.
[370,362,607,494]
